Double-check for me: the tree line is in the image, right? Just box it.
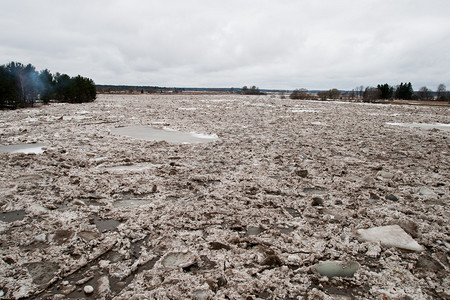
[0,61,96,109]
[290,82,449,102]
[361,82,449,102]
[241,85,265,95]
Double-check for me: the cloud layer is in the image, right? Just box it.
[1,0,449,89]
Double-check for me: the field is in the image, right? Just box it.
[0,94,449,299]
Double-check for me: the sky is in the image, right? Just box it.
[1,0,449,90]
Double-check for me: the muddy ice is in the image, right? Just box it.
[0,94,449,299]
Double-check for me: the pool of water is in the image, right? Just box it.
[0,143,47,154]
[0,210,26,223]
[104,164,152,172]
[92,216,121,233]
[111,126,218,144]
[246,226,265,236]
[285,207,301,217]
[386,122,450,131]
[113,199,153,208]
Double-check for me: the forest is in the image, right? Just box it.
[0,62,96,109]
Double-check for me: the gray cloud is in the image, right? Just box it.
[1,0,449,89]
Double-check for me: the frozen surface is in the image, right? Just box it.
[0,94,449,299]
[111,125,218,144]
[386,122,450,131]
[357,225,424,252]
[0,143,47,154]
[312,261,360,278]
[103,164,152,172]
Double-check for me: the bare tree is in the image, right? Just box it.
[289,88,310,100]
[417,86,432,101]
[437,84,447,101]
[363,87,381,102]
[317,91,328,100]
[358,85,364,98]
[328,88,341,99]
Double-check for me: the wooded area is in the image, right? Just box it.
[0,62,96,109]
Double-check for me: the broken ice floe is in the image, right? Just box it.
[312,261,360,278]
[418,188,436,196]
[161,251,196,269]
[357,225,424,252]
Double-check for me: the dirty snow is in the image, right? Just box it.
[0,94,449,299]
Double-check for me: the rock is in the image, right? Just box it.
[378,171,394,180]
[311,197,324,206]
[217,276,227,287]
[295,169,308,178]
[311,261,360,278]
[369,192,379,200]
[3,257,15,265]
[385,194,399,201]
[83,285,94,294]
[209,242,231,250]
[261,254,283,267]
[357,225,424,252]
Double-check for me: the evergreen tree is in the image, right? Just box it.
[0,65,19,108]
[377,83,394,99]
[0,61,96,109]
[395,82,414,100]
[39,69,54,103]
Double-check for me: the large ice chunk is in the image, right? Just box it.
[357,225,424,252]
[312,261,360,278]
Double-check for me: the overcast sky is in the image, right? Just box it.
[1,0,449,90]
